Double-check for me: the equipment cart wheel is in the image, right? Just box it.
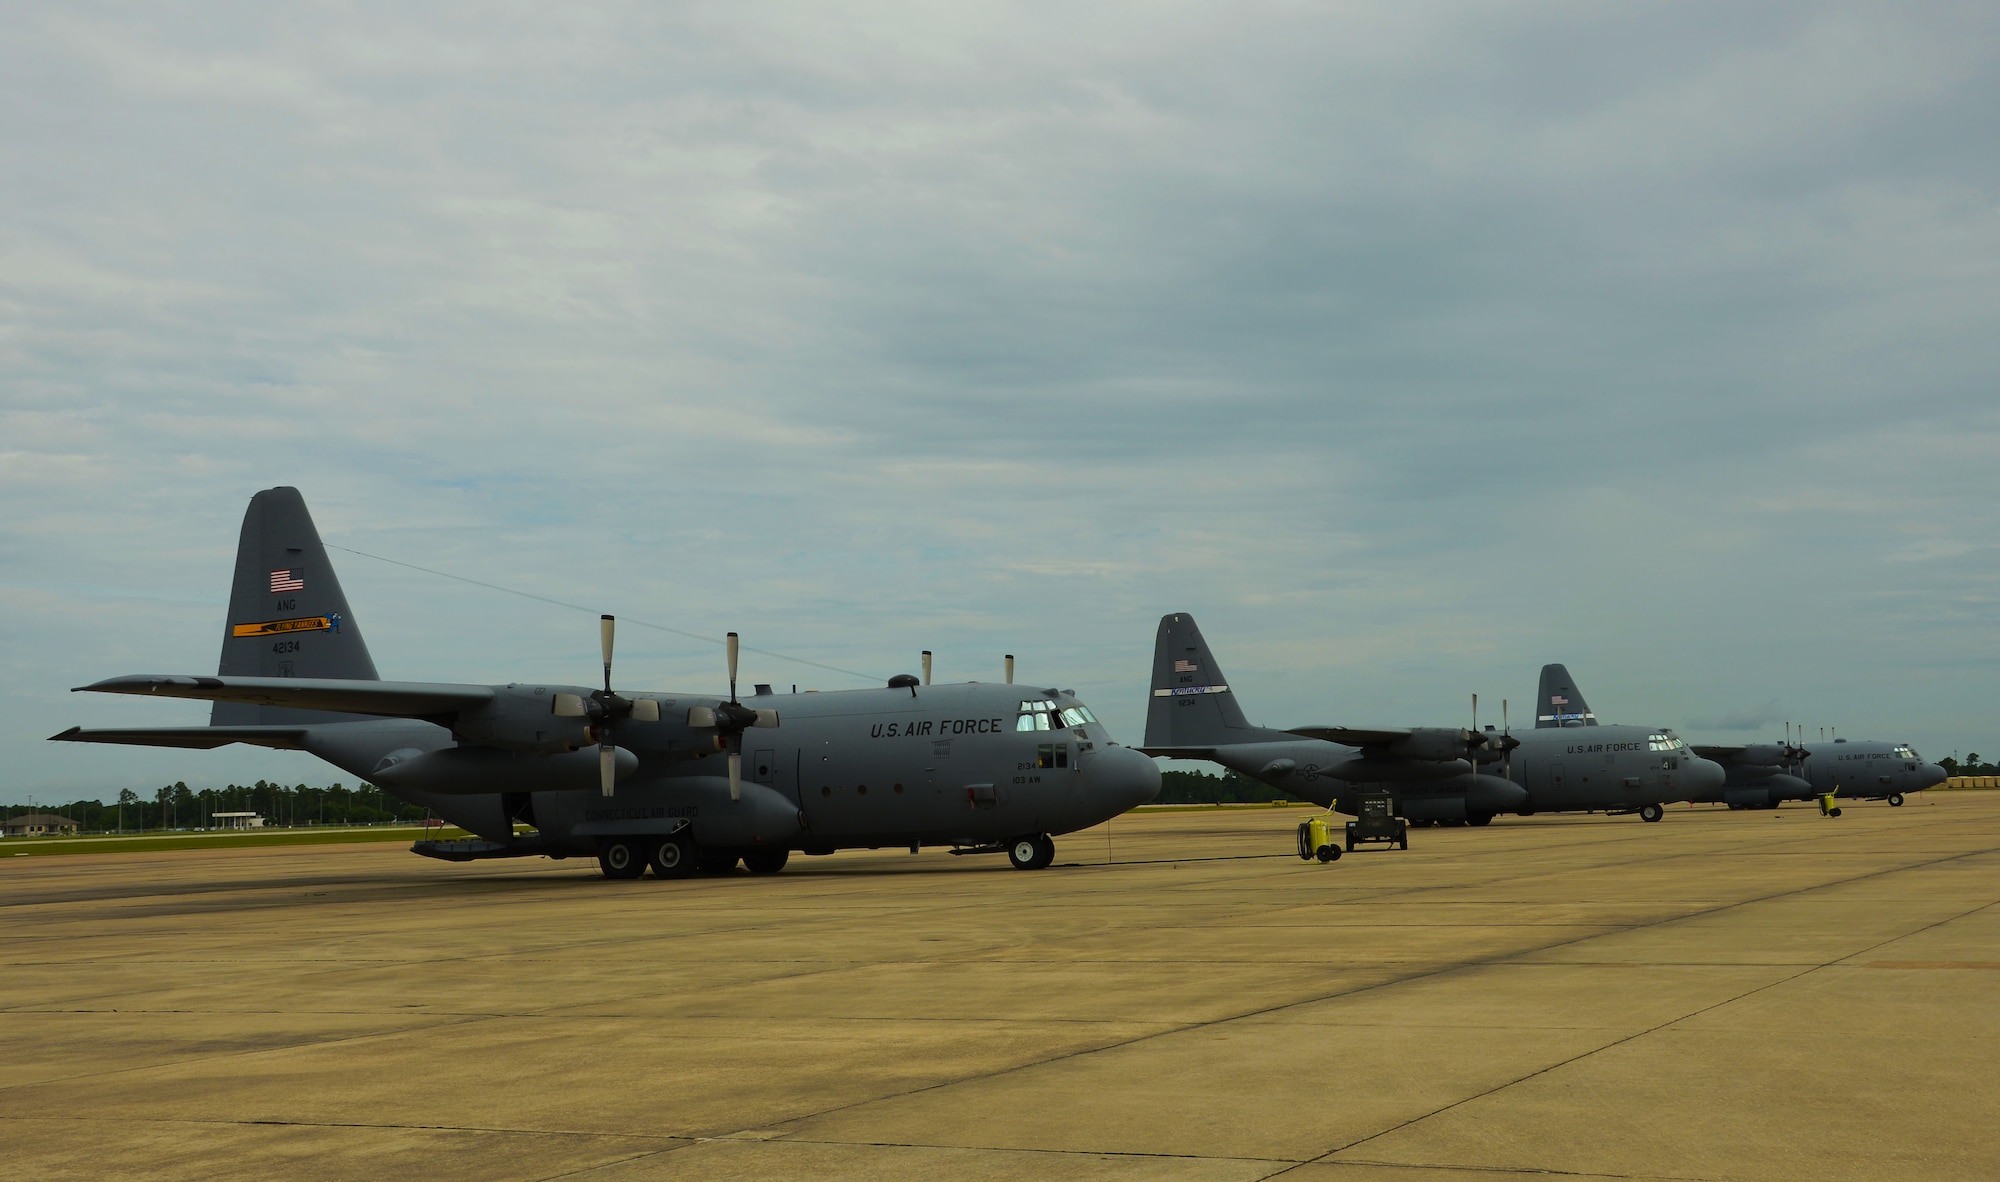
[1316,844,1342,863]
[1396,823,1409,850]
[598,838,647,879]
[1297,822,1315,861]
[1888,793,1905,807]
[1639,803,1664,823]
[649,835,697,879]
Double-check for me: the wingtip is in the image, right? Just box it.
[48,726,82,741]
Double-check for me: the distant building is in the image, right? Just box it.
[210,812,266,830]
[3,813,80,837]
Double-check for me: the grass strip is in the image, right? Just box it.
[1,826,475,858]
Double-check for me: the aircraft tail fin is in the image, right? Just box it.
[213,487,380,725]
[1534,663,1596,728]
[1143,613,1294,750]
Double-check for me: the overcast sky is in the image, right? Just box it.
[4,1,1997,800]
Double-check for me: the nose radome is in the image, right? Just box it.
[1925,763,1949,787]
[1689,757,1727,795]
[1088,745,1161,810]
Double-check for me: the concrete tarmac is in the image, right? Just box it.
[3,794,1997,1181]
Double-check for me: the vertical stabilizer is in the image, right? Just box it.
[1143,613,1293,749]
[1535,663,1596,728]
[213,487,379,724]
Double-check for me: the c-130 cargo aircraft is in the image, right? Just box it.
[53,488,1160,878]
[1141,613,1725,823]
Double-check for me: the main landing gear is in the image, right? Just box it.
[1639,804,1665,823]
[597,836,788,880]
[1007,834,1056,870]
[1888,793,1905,807]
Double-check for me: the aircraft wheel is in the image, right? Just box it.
[1032,834,1056,869]
[598,839,647,880]
[1467,812,1493,827]
[743,847,789,875]
[1639,804,1665,823]
[649,836,697,879]
[1888,793,1905,807]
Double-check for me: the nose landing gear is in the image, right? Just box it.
[1007,834,1056,870]
[1638,803,1665,823]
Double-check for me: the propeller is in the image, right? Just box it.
[1502,698,1513,780]
[685,630,779,801]
[549,614,660,796]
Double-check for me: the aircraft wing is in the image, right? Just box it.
[50,725,311,750]
[73,675,494,719]
[1693,745,1745,759]
[1286,726,1405,746]
[1136,746,1218,759]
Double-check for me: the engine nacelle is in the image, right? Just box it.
[1381,728,1477,762]
[1730,744,1789,768]
[451,686,596,753]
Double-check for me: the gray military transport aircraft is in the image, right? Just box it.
[1141,614,1725,824]
[52,488,1160,878]
[1690,737,1944,810]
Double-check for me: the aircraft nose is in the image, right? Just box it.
[1688,757,1727,796]
[1925,763,1949,788]
[1087,745,1161,812]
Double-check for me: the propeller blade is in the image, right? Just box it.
[728,748,742,802]
[727,631,740,703]
[600,615,615,693]
[1005,653,1015,685]
[922,650,932,686]
[599,741,616,796]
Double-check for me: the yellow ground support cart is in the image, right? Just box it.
[1818,791,1843,817]
[1295,814,1343,862]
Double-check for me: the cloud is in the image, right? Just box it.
[4,2,1999,795]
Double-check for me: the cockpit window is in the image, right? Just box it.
[1647,733,1685,752]
[1894,746,1917,759]
[1017,700,1095,732]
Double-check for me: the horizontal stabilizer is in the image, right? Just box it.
[48,725,310,750]
[75,675,494,719]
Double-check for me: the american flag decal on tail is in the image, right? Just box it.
[1174,659,1198,673]
[269,569,305,593]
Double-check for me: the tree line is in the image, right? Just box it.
[5,781,431,833]
[1156,769,1288,804]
